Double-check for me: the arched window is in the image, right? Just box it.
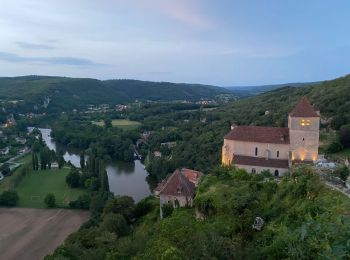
[277,151,279,158]
[255,147,258,156]
[252,168,256,174]
[274,170,279,177]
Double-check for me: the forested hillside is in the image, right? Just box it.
[0,76,231,113]
[219,74,350,128]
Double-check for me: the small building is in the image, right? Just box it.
[153,151,162,158]
[154,168,203,208]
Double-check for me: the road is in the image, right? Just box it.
[0,208,89,260]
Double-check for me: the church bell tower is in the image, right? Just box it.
[288,97,320,162]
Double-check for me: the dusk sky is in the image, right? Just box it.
[1,0,350,86]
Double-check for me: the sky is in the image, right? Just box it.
[1,0,350,86]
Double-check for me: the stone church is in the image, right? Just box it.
[222,97,320,176]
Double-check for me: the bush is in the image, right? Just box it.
[327,139,343,153]
[100,213,130,236]
[66,167,81,188]
[133,197,153,218]
[69,194,91,209]
[334,166,350,181]
[44,193,56,208]
[0,190,19,206]
[162,203,174,218]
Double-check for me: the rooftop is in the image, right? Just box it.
[289,97,320,117]
[224,126,289,144]
[154,169,196,197]
[233,155,289,169]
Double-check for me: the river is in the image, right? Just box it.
[29,128,151,202]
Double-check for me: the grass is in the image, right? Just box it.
[92,119,141,130]
[15,168,86,208]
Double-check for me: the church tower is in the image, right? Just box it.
[288,97,320,162]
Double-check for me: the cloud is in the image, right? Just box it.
[0,51,101,66]
[16,41,55,50]
[138,0,212,29]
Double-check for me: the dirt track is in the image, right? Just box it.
[0,208,89,260]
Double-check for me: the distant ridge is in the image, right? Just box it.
[225,81,321,95]
[0,75,232,113]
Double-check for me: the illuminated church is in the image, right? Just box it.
[222,97,320,176]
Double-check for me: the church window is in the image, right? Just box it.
[252,168,256,174]
[277,151,279,158]
[255,147,258,156]
[300,119,311,126]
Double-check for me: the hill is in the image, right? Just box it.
[0,76,231,113]
[220,74,350,128]
[225,81,320,96]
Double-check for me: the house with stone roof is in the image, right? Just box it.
[222,97,320,176]
[154,168,203,209]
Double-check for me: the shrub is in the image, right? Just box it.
[327,139,343,153]
[69,194,91,209]
[162,203,174,218]
[0,190,19,206]
[100,213,130,236]
[66,168,81,188]
[44,193,56,208]
[334,166,350,181]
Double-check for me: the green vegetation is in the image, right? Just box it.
[48,167,350,259]
[0,76,231,114]
[92,119,141,130]
[44,193,56,208]
[0,190,19,206]
[15,168,85,208]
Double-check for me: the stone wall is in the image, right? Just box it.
[288,116,319,161]
[222,139,290,165]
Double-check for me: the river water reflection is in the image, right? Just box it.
[29,127,151,202]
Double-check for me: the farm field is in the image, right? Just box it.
[15,168,86,208]
[0,208,89,260]
[92,119,141,130]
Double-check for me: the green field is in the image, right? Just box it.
[15,168,85,208]
[92,119,141,130]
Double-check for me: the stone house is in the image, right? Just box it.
[222,97,320,176]
[154,168,203,209]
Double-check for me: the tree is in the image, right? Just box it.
[0,190,19,206]
[66,167,81,188]
[57,150,65,169]
[100,213,130,236]
[0,163,11,176]
[104,118,112,128]
[80,151,85,169]
[339,125,350,148]
[44,193,56,208]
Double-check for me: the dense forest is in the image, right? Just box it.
[0,76,232,114]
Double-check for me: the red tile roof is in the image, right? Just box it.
[289,97,319,117]
[180,168,203,185]
[224,126,289,144]
[233,155,289,169]
[155,169,195,197]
